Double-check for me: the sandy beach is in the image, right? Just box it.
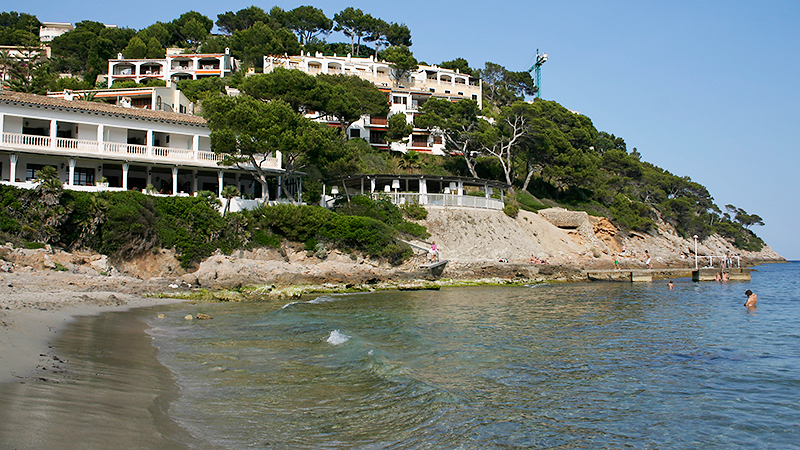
[0,269,185,385]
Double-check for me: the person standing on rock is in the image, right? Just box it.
[429,242,439,262]
[643,250,652,269]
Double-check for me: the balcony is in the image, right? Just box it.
[2,132,280,171]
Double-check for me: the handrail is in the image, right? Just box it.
[697,255,741,269]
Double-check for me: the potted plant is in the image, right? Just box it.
[96,177,109,188]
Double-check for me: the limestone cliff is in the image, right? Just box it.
[415,206,784,269]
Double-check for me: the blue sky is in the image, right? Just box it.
[20,0,800,259]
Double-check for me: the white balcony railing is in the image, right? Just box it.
[374,192,504,211]
[3,132,281,170]
[104,141,147,155]
[56,137,98,151]
[3,132,50,148]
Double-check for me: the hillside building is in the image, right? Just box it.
[263,51,482,155]
[0,90,292,202]
[107,48,236,87]
[47,85,195,115]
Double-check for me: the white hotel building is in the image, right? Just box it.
[107,48,236,87]
[264,52,482,155]
[0,90,287,200]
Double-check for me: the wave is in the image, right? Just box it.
[282,295,338,309]
[327,329,351,345]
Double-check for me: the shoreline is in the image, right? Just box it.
[0,248,785,385]
[0,270,186,384]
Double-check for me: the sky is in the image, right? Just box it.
[15,0,800,259]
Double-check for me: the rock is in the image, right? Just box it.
[538,208,590,229]
[196,313,212,320]
[181,273,199,287]
[184,315,193,320]
[157,314,166,319]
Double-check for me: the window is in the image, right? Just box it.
[73,168,95,186]
[444,90,450,94]
[25,164,55,181]
[350,128,361,138]
[392,96,407,105]
[457,92,464,96]
[429,88,435,93]
[472,94,478,100]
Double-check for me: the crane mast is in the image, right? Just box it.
[528,49,548,99]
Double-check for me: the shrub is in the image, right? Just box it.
[400,201,428,220]
[503,203,519,218]
[154,195,238,268]
[516,190,547,212]
[96,191,159,258]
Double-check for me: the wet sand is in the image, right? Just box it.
[0,270,206,449]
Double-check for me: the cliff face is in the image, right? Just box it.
[417,207,784,268]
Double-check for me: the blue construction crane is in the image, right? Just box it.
[527,49,548,99]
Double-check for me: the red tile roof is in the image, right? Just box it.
[0,90,207,127]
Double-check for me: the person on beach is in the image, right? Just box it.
[428,241,439,262]
[745,289,757,308]
[668,280,674,290]
[643,250,652,269]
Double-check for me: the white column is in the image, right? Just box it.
[457,180,464,206]
[192,170,198,193]
[0,113,5,137]
[277,176,282,199]
[275,150,282,169]
[68,159,76,186]
[122,163,129,190]
[484,183,490,198]
[50,120,57,149]
[370,177,376,193]
[146,130,153,156]
[217,170,223,197]
[172,167,179,194]
[420,178,428,205]
[192,135,199,160]
[9,154,18,183]
[97,124,105,153]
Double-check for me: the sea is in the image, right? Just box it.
[1,262,799,449]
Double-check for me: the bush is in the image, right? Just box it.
[155,195,239,268]
[503,203,519,218]
[516,190,547,212]
[335,195,429,239]
[96,191,159,258]
[400,201,428,220]
[245,204,412,263]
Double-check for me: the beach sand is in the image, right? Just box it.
[0,270,203,449]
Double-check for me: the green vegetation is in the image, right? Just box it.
[0,8,764,253]
[0,183,425,268]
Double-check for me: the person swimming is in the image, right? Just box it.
[744,289,757,307]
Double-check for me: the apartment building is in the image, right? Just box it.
[0,90,285,200]
[264,51,482,155]
[48,85,195,114]
[107,48,236,86]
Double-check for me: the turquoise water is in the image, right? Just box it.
[145,262,800,449]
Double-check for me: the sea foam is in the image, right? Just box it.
[326,330,351,345]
